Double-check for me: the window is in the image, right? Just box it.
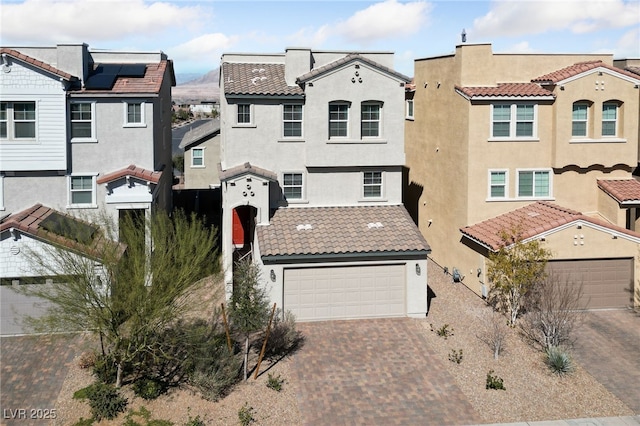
[191,148,204,167]
[70,102,94,140]
[69,175,96,206]
[406,99,414,119]
[361,103,380,137]
[125,101,144,126]
[363,171,382,198]
[237,104,251,124]
[602,102,617,136]
[489,170,508,198]
[329,103,349,138]
[491,103,536,139]
[283,173,303,200]
[283,104,302,137]
[572,103,588,137]
[0,102,36,139]
[0,103,6,138]
[517,170,550,198]
[0,175,4,211]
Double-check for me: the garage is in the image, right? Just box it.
[547,258,634,309]
[284,264,406,321]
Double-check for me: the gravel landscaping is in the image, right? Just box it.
[53,258,634,425]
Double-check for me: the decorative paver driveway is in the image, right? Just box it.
[291,318,481,425]
[573,309,640,414]
[0,334,89,426]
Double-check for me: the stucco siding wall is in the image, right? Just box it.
[184,135,221,190]
[3,175,68,214]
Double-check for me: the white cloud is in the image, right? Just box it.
[336,0,432,44]
[287,25,332,47]
[614,26,640,58]
[168,33,238,71]
[0,0,204,44]
[506,41,536,53]
[472,0,640,38]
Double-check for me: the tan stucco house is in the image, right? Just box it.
[405,43,640,308]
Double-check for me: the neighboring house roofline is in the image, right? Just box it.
[261,250,430,264]
[296,53,411,84]
[97,164,163,185]
[532,60,640,85]
[0,204,124,261]
[455,83,555,101]
[460,201,640,252]
[179,119,221,150]
[0,48,77,81]
[597,179,640,206]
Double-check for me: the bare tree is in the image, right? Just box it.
[519,271,585,351]
[487,225,551,325]
[475,308,509,359]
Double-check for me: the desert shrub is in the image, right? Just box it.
[476,308,509,359]
[72,417,94,426]
[431,323,454,339]
[183,414,205,426]
[133,377,168,400]
[545,346,575,375]
[84,382,128,421]
[266,373,284,392]
[263,310,302,360]
[238,403,255,426]
[190,349,242,402]
[93,353,118,384]
[448,349,463,364]
[122,406,173,426]
[485,370,505,390]
[78,351,97,369]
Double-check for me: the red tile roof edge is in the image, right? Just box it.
[455,83,554,99]
[297,53,411,84]
[0,48,76,81]
[597,179,640,203]
[97,164,163,185]
[532,60,640,83]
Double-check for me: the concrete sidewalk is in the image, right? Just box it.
[475,415,640,426]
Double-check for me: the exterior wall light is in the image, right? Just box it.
[415,263,421,275]
[270,269,276,282]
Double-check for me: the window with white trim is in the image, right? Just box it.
[517,170,551,198]
[0,175,4,210]
[406,99,414,119]
[0,101,36,139]
[602,102,618,136]
[572,102,588,137]
[237,104,251,124]
[70,102,95,140]
[69,175,96,207]
[124,101,145,126]
[363,171,383,198]
[283,104,302,137]
[489,170,508,199]
[491,103,536,139]
[191,148,204,167]
[361,102,381,137]
[329,102,349,138]
[283,172,303,200]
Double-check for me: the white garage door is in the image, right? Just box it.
[284,264,406,321]
[547,258,633,309]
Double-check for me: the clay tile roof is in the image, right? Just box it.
[461,201,640,251]
[456,83,554,99]
[257,205,430,258]
[297,53,411,83]
[218,162,277,182]
[598,179,640,204]
[222,63,303,97]
[0,204,124,260]
[78,60,169,94]
[0,48,76,81]
[97,164,162,185]
[625,66,640,76]
[179,119,220,150]
[532,60,640,83]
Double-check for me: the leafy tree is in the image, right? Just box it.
[487,226,551,326]
[14,209,221,387]
[228,258,270,381]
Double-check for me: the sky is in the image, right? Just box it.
[1,0,639,78]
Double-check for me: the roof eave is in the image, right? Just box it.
[261,249,431,264]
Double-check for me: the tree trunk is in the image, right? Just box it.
[116,362,123,388]
[244,336,249,381]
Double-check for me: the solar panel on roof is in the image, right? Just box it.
[119,64,147,77]
[84,73,118,90]
[94,64,122,76]
[40,212,98,245]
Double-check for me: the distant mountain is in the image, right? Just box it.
[172,67,220,103]
[175,73,203,85]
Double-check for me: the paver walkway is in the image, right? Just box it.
[0,333,89,426]
[572,309,640,414]
[291,318,481,426]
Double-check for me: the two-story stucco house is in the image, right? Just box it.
[219,48,431,321]
[0,43,175,284]
[405,43,640,309]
